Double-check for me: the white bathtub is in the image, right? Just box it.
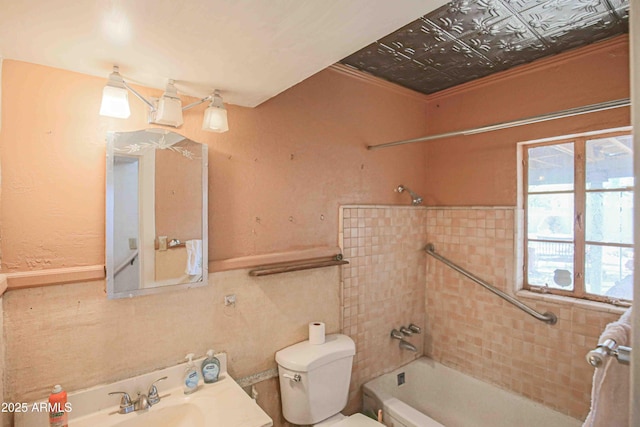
[362,357,581,427]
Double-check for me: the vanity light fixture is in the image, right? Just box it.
[201,90,229,133]
[99,65,229,133]
[152,80,184,127]
[99,66,131,119]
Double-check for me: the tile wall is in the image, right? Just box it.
[424,207,623,420]
[340,206,428,413]
[339,205,624,420]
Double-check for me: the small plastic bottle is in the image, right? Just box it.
[48,385,68,427]
[183,353,200,394]
[201,349,221,383]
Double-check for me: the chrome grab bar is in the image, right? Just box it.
[424,244,557,325]
[586,339,631,367]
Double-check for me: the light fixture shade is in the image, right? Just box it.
[202,105,228,133]
[154,96,184,127]
[99,85,131,119]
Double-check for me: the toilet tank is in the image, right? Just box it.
[276,334,355,425]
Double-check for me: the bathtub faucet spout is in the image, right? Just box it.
[399,339,417,352]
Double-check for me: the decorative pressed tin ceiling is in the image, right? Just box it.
[340,0,629,95]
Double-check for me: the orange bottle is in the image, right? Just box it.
[48,385,68,427]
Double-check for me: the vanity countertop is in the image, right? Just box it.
[15,353,272,427]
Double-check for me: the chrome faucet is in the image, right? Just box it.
[147,376,167,405]
[108,391,134,414]
[390,329,404,340]
[399,326,413,336]
[399,340,417,352]
[408,323,421,334]
[391,328,419,352]
[108,376,167,414]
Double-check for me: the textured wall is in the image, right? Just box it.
[4,267,340,406]
[423,36,630,206]
[0,60,429,424]
[424,207,623,420]
[340,205,427,414]
[0,60,429,270]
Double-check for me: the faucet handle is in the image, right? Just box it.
[108,391,134,414]
[408,323,422,334]
[399,326,413,336]
[148,376,168,406]
[390,329,403,340]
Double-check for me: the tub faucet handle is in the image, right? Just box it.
[390,329,404,340]
[408,324,422,334]
[399,326,413,336]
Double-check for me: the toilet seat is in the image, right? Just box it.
[332,414,384,426]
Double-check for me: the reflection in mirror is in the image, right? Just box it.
[106,129,208,299]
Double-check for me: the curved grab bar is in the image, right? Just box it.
[424,244,557,325]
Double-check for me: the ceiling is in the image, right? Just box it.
[341,0,630,95]
[0,0,448,107]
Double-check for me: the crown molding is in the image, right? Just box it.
[426,34,629,101]
[329,63,430,104]
[330,34,628,103]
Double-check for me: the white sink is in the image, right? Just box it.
[16,353,272,427]
[112,403,205,427]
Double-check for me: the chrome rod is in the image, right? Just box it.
[586,339,632,367]
[368,98,630,150]
[424,244,557,325]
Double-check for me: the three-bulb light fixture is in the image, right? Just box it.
[99,65,229,133]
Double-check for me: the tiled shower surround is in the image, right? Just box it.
[340,206,427,412]
[340,206,624,420]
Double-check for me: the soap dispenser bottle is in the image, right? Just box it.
[201,349,221,383]
[183,353,199,394]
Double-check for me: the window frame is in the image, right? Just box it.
[522,129,633,305]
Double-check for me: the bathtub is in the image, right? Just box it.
[362,357,581,427]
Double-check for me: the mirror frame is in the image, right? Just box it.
[105,129,208,299]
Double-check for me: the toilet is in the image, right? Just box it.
[276,334,382,426]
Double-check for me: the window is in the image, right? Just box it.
[524,131,633,304]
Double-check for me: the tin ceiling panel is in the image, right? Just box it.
[340,0,629,94]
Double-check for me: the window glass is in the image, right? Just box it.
[528,143,574,192]
[524,131,633,303]
[585,245,633,300]
[585,191,633,245]
[527,241,574,290]
[527,194,573,241]
[586,135,633,190]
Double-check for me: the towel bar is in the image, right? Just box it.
[586,339,631,367]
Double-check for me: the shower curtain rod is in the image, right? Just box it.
[367,98,630,151]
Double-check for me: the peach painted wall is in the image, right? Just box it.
[413,36,631,422]
[0,60,429,271]
[155,142,203,241]
[422,36,630,206]
[0,58,429,426]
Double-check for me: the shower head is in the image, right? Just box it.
[395,185,423,206]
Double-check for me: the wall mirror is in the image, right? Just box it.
[106,129,208,299]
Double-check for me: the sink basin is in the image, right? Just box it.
[113,403,205,427]
[69,378,271,427]
[15,353,272,427]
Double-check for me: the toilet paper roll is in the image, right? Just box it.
[309,322,326,345]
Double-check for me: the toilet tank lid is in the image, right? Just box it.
[276,334,355,372]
